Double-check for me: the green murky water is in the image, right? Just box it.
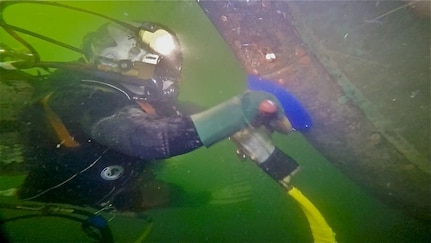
[0,1,428,242]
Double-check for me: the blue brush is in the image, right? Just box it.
[247,75,312,130]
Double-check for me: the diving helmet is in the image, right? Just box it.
[82,22,182,101]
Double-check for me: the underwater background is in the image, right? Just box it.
[0,1,429,242]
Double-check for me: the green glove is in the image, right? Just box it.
[191,91,286,147]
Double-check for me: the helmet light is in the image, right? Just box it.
[139,29,177,56]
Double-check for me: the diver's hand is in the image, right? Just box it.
[191,91,292,147]
[242,91,292,134]
[256,99,292,134]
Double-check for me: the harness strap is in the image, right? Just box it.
[41,92,80,148]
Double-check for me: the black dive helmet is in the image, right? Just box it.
[0,1,182,101]
[82,21,182,101]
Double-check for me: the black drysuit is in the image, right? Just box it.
[18,70,203,209]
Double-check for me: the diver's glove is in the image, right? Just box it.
[191,91,291,147]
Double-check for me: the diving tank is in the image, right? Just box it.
[197,0,430,222]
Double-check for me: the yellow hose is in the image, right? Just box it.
[287,186,337,243]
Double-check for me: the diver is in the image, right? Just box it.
[13,21,295,212]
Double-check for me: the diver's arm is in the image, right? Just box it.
[47,83,201,159]
[88,106,203,160]
[81,90,289,160]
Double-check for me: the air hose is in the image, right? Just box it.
[0,202,114,243]
[0,200,157,242]
[287,186,336,243]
